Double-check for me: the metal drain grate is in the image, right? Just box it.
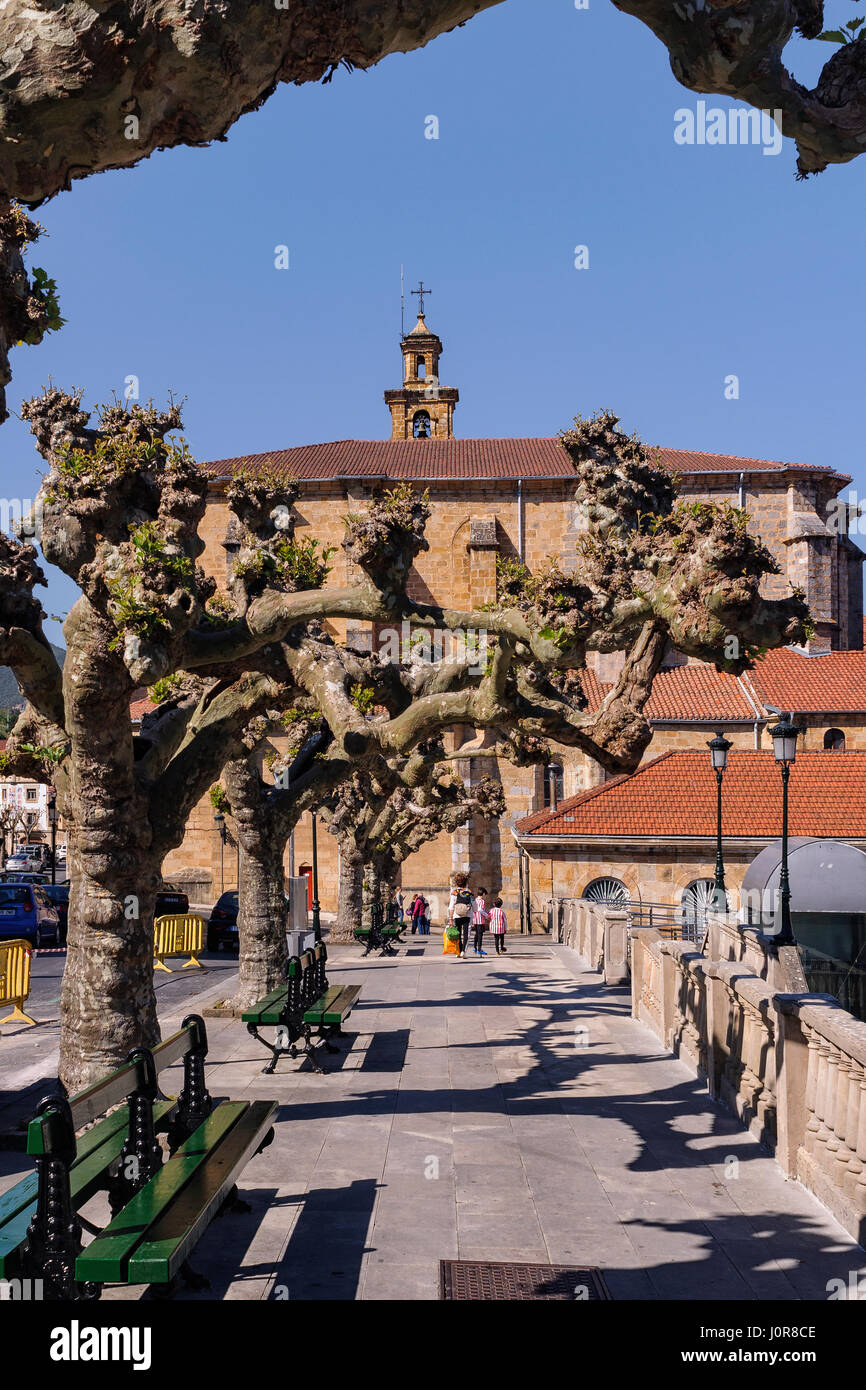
[440,1260,611,1301]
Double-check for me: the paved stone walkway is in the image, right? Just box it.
[2,935,864,1300]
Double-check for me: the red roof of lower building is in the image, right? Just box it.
[203,438,839,484]
[515,749,866,839]
[749,647,866,714]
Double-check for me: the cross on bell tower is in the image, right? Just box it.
[412,282,431,316]
[384,283,459,441]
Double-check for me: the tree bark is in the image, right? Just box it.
[233,833,288,1013]
[0,2,504,206]
[221,754,293,1011]
[333,845,364,942]
[59,600,159,1092]
[361,863,383,930]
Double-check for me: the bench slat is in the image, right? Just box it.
[127,1100,277,1284]
[301,984,344,1024]
[241,986,289,1026]
[74,1102,248,1283]
[151,1026,194,1073]
[303,984,361,1026]
[321,985,362,1025]
[64,1060,140,1136]
[0,1099,177,1278]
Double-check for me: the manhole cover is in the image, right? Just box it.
[404,948,425,956]
[440,1260,610,1301]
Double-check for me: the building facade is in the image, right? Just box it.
[159,312,866,918]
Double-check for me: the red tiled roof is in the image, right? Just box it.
[202,438,838,484]
[130,691,156,721]
[580,662,759,721]
[750,648,866,714]
[515,749,866,839]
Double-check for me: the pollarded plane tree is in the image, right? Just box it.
[322,749,508,938]
[2,397,809,1087]
[213,646,515,1004]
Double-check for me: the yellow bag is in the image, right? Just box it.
[442,929,459,956]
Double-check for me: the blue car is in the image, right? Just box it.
[0,883,61,948]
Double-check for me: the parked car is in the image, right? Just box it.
[207,891,239,952]
[5,852,42,874]
[0,870,51,885]
[154,884,189,917]
[0,883,61,948]
[42,882,70,946]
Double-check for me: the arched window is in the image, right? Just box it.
[583,877,630,906]
[412,410,431,439]
[680,879,720,945]
[824,728,846,750]
[416,356,427,379]
[681,878,723,920]
[543,763,564,809]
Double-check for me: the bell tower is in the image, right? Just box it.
[384,283,458,440]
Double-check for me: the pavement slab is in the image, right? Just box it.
[1,933,863,1300]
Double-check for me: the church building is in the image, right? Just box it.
[161,302,866,922]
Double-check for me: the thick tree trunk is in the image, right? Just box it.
[332,846,363,941]
[361,863,383,929]
[58,603,161,1091]
[233,838,288,1012]
[221,755,295,1012]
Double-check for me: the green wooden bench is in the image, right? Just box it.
[353,916,404,957]
[0,1013,276,1300]
[243,941,361,1075]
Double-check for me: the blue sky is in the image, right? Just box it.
[1,0,863,644]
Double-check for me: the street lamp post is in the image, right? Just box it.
[707,731,732,913]
[47,789,58,886]
[310,813,321,943]
[214,811,227,895]
[769,712,804,947]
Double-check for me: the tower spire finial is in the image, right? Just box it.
[412,281,431,317]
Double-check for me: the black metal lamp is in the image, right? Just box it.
[214,811,227,895]
[707,731,732,912]
[310,813,321,943]
[769,712,803,946]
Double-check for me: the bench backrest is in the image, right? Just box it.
[28,1017,205,1156]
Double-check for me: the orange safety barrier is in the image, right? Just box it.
[153,914,206,973]
[0,938,36,1026]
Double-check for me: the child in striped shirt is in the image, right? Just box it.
[471,888,489,956]
[489,899,507,954]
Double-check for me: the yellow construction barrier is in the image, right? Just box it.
[153,914,206,973]
[0,938,36,1026]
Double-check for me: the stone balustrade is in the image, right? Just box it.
[553,897,629,985]
[552,896,866,1242]
[627,926,866,1245]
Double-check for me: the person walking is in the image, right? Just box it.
[410,893,425,935]
[449,873,474,958]
[489,898,508,954]
[471,887,490,956]
[420,895,431,935]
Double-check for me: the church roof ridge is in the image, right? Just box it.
[202,436,846,485]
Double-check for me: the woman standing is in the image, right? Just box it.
[448,872,474,958]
